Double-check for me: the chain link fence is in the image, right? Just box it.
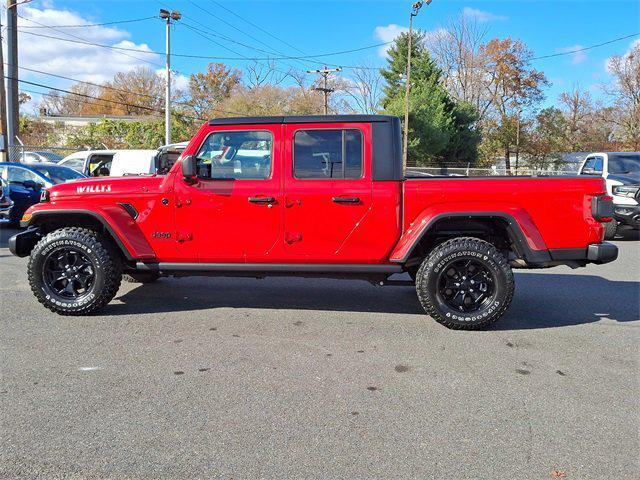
[6,145,78,163]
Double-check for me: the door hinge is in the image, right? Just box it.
[176,232,193,243]
[285,232,302,244]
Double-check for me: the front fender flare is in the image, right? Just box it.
[24,206,155,261]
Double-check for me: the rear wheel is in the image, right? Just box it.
[603,220,618,240]
[28,227,122,315]
[415,237,514,330]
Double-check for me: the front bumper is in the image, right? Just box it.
[613,204,640,228]
[8,227,41,257]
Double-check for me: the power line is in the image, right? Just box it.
[209,0,307,56]
[17,15,166,70]
[18,29,391,62]
[184,0,312,70]
[4,74,223,120]
[17,15,157,29]
[531,32,639,60]
[178,22,294,78]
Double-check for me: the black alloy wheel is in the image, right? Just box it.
[436,258,495,313]
[42,248,96,301]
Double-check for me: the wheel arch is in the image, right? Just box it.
[27,209,139,261]
[391,211,551,266]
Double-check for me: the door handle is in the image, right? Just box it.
[332,197,360,204]
[248,196,276,204]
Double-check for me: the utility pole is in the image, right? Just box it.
[6,0,19,152]
[159,9,181,145]
[307,66,342,115]
[403,0,432,174]
[0,14,8,161]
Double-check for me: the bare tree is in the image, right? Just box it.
[246,60,288,89]
[603,42,640,149]
[559,85,594,151]
[341,61,383,114]
[430,14,492,121]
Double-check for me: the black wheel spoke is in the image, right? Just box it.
[437,257,496,313]
[42,247,96,301]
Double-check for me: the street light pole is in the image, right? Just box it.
[402,0,431,174]
[159,9,181,145]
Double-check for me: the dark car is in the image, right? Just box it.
[0,177,13,223]
[0,162,85,226]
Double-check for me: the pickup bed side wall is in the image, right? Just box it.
[391,177,607,262]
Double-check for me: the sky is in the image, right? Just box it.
[5,0,640,115]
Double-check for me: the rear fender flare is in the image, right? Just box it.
[390,210,550,264]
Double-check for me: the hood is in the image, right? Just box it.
[47,175,166,200]
[607,172,640,185]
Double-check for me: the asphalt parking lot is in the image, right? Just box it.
[1,226,638,480]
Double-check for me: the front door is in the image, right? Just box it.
[282,123,373,262]
[174,126,282,263]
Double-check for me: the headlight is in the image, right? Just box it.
[612,185,640,198]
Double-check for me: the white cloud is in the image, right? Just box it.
[374,24,409,57]
[156,69,190,93]
[558,45,588,65]
[462,7,507,23]
[3,3,162,112]
[374,24,448,58]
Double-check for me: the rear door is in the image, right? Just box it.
[282,123,372,262]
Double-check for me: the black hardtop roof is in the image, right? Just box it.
[208,114,399,126]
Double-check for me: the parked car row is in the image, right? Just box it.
[0,162,86,225]
[1,142,190,227]
[58,142,188,177]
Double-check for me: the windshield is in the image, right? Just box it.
[31,165,85,184]
[609,154,640,174]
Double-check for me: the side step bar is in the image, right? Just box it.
[136,262,403,274]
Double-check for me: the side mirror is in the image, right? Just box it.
[23,180,41,190]
[582,168,601,175]
[182,155,197,182]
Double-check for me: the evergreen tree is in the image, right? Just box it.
[381,31,479,168]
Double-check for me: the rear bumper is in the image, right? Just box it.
[8,227,41,257]
[549,242,618,266]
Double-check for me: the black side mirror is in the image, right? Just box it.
[23,180,41,190]
[182,155,197,182]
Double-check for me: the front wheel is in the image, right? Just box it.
[28,227,122,315]
[415,237,514,330]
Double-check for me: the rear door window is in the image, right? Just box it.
[293,129,362,179]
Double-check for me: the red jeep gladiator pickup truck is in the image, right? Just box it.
[9,115,618,329]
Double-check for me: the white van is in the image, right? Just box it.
[109,150,158,177]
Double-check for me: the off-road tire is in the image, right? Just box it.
[603,220,618,240]
[415,237,514,330]
[123,272,160,284]
[28,227,122,315]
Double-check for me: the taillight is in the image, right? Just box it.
[592,195,614,222]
